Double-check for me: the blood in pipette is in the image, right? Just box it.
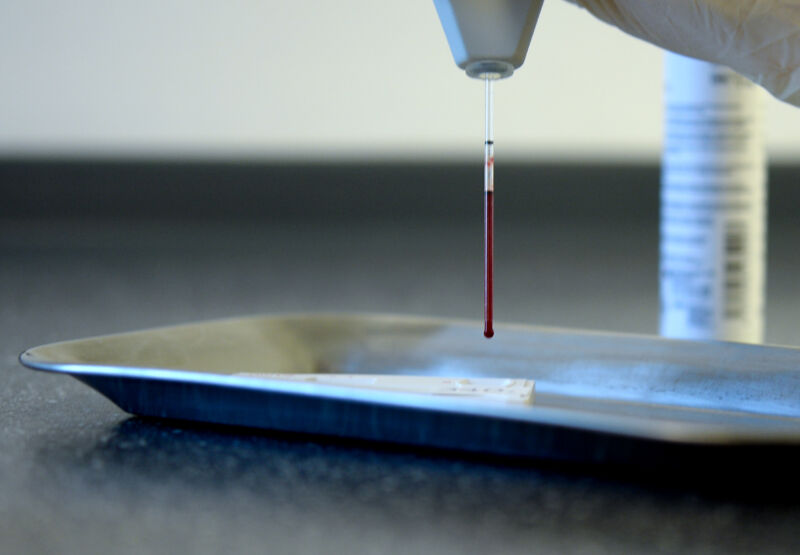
[483,78,495,338]
[484,190,494,338]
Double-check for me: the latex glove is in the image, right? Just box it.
[567,0,800,106]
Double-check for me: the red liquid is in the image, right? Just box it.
[484,190,494,338]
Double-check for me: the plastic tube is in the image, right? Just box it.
[660,53,767,343]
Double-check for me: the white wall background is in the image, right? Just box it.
[1,1,798,162]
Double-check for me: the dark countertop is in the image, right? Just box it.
[2,162,800,554]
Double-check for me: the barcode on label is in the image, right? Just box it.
[723,221,746,320]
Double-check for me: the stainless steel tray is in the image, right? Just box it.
[19,313,800,464]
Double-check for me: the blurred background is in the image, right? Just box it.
[1,0,798,344]
[2,0,799,161]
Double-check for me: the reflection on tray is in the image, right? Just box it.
[235,374,535,405]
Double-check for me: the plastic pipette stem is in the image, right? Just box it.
[485,78,494,194]
[484,78,495,339]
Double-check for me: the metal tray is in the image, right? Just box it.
[19,313,800,465]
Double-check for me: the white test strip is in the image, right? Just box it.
[234,374,535,405]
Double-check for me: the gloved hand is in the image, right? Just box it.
[567,0,800,106]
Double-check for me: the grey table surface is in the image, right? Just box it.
[3,213,800,555]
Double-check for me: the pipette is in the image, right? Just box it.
[484,77,495,338]
[434,0,544,338]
